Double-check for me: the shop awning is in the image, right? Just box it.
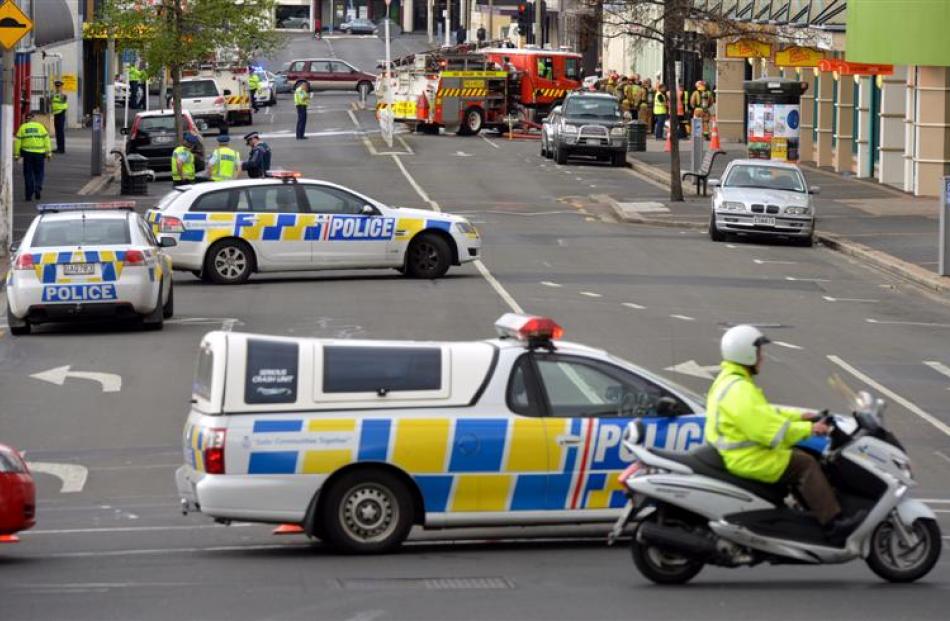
[34,0,76,48]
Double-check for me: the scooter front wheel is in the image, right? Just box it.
[631,524,705,585]
[866,518,941,583]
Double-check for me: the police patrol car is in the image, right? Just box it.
[5,202,176,335]
[176,314,708,553]
[146,171,481,284]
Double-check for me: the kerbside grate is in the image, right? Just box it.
[333,577,515,591]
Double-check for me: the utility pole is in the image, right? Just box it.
[427,0,434,44]
[444,0,451,47]
[105,36,116,169]
[488,0,493,42]
[534,0,542,47]
[1,49,13,258]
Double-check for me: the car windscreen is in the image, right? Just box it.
[31,218,131,247]
[180,80,219,98]
[724,165,806,193]
[563,98,621,119]
[139,116,178,133]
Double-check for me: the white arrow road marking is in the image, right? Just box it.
[622,302,645,310]
[785,276,831,283]
[665,360,720,380]
[30,366,122,393]
[827,355,950,437]
[822,295,879,303]
[27,462,89,493]
[670,314,695,321]
[924,361,950,389]
[753,259,797,265]
[540,281,562,288]
[772,341,803,350]
[454,151,473,157]
[579,291,602,298]
[866,318,950,328]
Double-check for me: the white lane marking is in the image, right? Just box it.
[919,498,950,503]
[822,295,879,303]
[24,523,254,536]
[392,154,440,211]
[622,302,645,310]
[726,244,738,248]
[827,355,950,437]
[396,135,414,154]
[26,462,89,493]
[935,451,950,465]
[785,276,831,283]
[31,366,122,393]
[257,129,367,139]
[753,259,798,265]
[474,260,523,314]
[579,291,602,298]
[666,360,720,380]
[540,281,562,288]
[455,151,473,157]
[772,341,803,350]
[480,134,500,149]
[670,314,695,321]
[866,318,950,328]
[165,317,241,328]
[924,361,950,385]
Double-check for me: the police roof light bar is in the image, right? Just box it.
[494,313,564,348]
[36,201,137,213]
[264,170,302,182]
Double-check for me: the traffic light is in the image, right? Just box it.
[517,2,534,39]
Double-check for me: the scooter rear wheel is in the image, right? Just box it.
[631,524,705,585]
[866,518,941,583]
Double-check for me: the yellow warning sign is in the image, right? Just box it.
[0,1,33,50]
[60,74,78,93]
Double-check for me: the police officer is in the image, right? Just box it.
[14,111,52,201]
[294,80,310,140]
[128,64,141,111]
[248,69,261,113]
[652,84,668,140]
[51,80,68,154]
[241,131,271,179]
[706,325,867,546]
[171,133,200,187]
[208,134,239,181]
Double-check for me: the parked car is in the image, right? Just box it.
[250,70,278,106]
[167,78,227,131]
[272,71,292,94]
[0,444,35,541]
[283,58,375,94]
[549,91,627,166]
[122,110,206,175]
[540,105,561,159]
[278,16,311,29]
[340,18,377,34]
[708,159,818,245]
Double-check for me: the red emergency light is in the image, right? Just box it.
[495,313,564,345]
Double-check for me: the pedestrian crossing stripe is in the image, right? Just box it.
[534,88,567,98]
[226,95,250,105]
[439,88,489,98]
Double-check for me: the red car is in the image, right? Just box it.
[282,58,375,95]
[0,444,35,542]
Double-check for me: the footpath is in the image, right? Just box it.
[622,140,948,295]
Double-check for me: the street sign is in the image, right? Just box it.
[0,0,32,50]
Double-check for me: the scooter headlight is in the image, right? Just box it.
[893,458,914,481]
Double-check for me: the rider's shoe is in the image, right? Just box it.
[824,509,869,546]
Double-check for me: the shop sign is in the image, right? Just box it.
[775,47,825,68]
[819,60,894,76]
[725,39,772,59]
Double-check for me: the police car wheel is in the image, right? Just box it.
[6,306,30,336]
[205,240,254,284]
[405,233,451,279]
[162,282,175,319]
[141,281,165,331]
[322,470,413,554]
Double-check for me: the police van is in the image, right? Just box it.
[147,172,481,284]
[176,314,708,553]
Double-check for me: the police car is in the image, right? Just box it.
[146,171,481,284]
[175,314,708,553]
[5,202,176,335]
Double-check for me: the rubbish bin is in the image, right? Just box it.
[121,153,150,196]
[627,121,647,152]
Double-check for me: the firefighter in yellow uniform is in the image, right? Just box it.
[208,134,239,181]
[706,325,868,546]
[690,81,715,137]
[51,80,68,154]
[14,111,52,201]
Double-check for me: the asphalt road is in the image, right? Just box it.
[1,34,949,620]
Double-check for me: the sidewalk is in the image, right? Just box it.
[624,139,947,294]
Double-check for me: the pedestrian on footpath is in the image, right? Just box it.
[208,134,239,181]
[171,133,200,187]
[242,132,272,179]
[248,69,261,113]
[51,80,68,154]
[14,111,52,201]
[653,84,668,140]
[294,80,310,140]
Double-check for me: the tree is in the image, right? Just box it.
[93,0,283,140]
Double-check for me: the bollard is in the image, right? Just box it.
[91,111,103,176]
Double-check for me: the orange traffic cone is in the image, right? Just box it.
[664,119,672,153]
[709,116,721,150]
[272,524,306,535]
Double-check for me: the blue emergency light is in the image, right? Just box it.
[37,201,137,213]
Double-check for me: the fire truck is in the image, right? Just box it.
[377,44,582,136]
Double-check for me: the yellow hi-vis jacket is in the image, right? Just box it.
[14,121,52,156]
[653,92,667,115]
[704,361,813,483]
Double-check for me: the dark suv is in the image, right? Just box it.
[122,110,206,175]
[550,92,627,166]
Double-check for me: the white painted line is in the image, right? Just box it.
[622,302,645,310]
[919,498,950,503]
[670,314,695,322]
[753,259,798,265]
[347,109,361,128]
[24,524,253,536]
[772,341,803,350]
[666,360,719,380]
[822,295,879,303]
[540,281,562,288]
[396,135,414,154]
[726,244,738,248]
[31,366,122,393]
[579,291,602,298]
[26,462,89,493]
[924,361,950,382]
[827,355,950,437]
[935,451,950,465]
[474,260,523,314]
[391,154,440,212]
[785,276,831,283]
[866,318,950,328]
[480,134,500,149]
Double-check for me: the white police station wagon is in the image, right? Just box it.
[176,314,709,553]
[147,171,481,284]
[5,202,176,335]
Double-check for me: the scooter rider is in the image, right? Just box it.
[706,325,866,545]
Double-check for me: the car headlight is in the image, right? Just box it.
[720,201,745,211]
[454,221,478,236]
[610,127,626,136]
[785,206,811,215]
[562,124,579,134]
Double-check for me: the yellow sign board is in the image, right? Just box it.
[775,46,825,68]
[725,39,772,59]
[392,101,417,118]
[0,0,33,50]
[59,74,78,93]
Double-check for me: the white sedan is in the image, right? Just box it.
[146,172,482,284]
[708,159,819,246]
[5,203,176,335]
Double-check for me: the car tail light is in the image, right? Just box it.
[203,429,227,475]
[159,215,185,234]
[214,96,225,106]
[123,249,146,266]
[13,254,33,270]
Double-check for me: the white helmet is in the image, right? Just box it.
[721,325,770,366]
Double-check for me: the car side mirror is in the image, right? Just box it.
[361,204,377,215]
[708,179,721,188]
[809,186,821,195]
[655,396,680,417]
[223,89,232,96]
[9,240,19,253]
[159,237,178,248]
[552,106,562,115]
[120,127,129,135]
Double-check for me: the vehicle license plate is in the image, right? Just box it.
[753,216,776,226]
[153,135,173,144]
[64,263,94,276]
